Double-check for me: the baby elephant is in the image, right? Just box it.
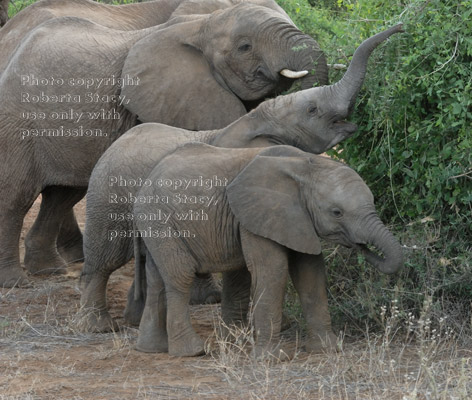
[134,143,403,358]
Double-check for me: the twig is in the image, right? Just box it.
[448,170,472,180]
[328,63,347,70]
[19,317,88,341]
[415,34,459,79]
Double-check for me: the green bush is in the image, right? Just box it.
[278,0,470,229]
[279,0,471,229]
[279,0,471,335]
[8,0,36,17]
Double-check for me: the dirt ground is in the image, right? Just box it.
[1,198,471,399]
[0,198,308,399]
[0,198,238,399]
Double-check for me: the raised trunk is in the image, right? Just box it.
[357,216,403,275]
[333,24,403,112]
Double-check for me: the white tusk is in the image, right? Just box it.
[280,69,309,79]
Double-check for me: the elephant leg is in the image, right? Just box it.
[155,244,204,357]
[221,268,251,328]
[289,253,337,352]
[78,224,134,333]
[124,269,221,327]
[0,209,32,288]
[240,229,290,360]
[0,155,42,287]
[136,249,168,353]
[24,186,85,275]
[189,273,221,305]
[57,208,85,264]
[166,283,205,357]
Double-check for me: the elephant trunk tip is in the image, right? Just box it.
[393,23,405,33]
[360,243,404,275]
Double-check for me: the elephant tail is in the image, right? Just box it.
[133,226,146,302]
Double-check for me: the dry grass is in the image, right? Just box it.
[191,297,471,400]
[1,274,471,399]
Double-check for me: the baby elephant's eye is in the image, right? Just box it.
[332,208,343,218]
[307,105,317,115]
[238,43,252,52]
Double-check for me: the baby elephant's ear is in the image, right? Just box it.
[227,148,321,255]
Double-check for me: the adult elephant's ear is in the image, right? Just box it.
[227,146,322,255]
[121,17,246,130]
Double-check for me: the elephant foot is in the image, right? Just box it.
[305,331,338,353]
[253,342,293,362]
[136,336,168,353]
[75,308,118,333]
[189,274,221,305]
[0,267,31,288]
[136,319,168,353]
[57,241,84,264]
[168,334,204,357]
[24,248,68,276]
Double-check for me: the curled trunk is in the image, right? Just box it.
[357,216,403,275]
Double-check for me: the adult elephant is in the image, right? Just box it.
[133,143,403,357]
[0,0,301,276]
[0,0,290,72]
[78,24,404,332]
[0,0,8,27]
[0,3,328,287]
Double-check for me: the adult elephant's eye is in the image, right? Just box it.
[332,208,343,218]
[238,43,252,52]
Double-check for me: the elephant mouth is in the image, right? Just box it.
[334,120,357,133]
[323,121,358,150]
[356,243,386,264]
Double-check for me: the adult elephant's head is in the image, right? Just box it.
[121,3,327,130]
[227,146,403,275]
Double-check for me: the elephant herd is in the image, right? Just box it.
[0,0,404,359]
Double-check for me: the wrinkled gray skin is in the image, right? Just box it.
[0,0,8,27]
[0,3,328,288]
[78,24,403,333]
[0,0,291,72]
[133,143,403,358]
[0,0,296,272]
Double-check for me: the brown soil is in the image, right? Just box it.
[0,198,303,399]
[2,198,470,399]
[0,198,227,399]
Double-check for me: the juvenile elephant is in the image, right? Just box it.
[78,24,404,332]
[0,3,328,287]
[132,143,403,358]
